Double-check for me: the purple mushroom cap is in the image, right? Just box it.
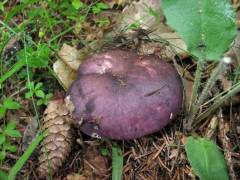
[67,50,183,140]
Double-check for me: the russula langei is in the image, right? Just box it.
[66,49,183,140]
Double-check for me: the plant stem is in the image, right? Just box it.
[196,60,226,107]
[194,80,240,127]
[188,59,205,112]
[185,58,205,130]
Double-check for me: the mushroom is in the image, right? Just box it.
[67,49,183,140]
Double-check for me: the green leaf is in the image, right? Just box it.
[46,93,53,99]
[72,0,84,10]
[185,137,229,180]
[25,91,33,99]
[0,107,6,119]
[34,82,43,90]
[5,129,21,138]
[5,143,17,153]
[162,0,237,61]
[5,121,17,130]
[92,2,108,14]
[112,144,123,180]
[0,150,6,161]
[37,99,43,106]
[18,43,50,68]
[26,81,34,90]
[3,98,20,109]
[35,90,45,98]
[0,134,5,145]
[100,148,109,156]
[0,3,4,11]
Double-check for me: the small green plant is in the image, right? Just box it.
[25,82,53,106]
[162,0,238,129]
[91,2,109,14]
[0,98,21,119]
[0,121,21,163]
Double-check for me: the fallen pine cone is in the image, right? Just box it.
[37,99,75,178]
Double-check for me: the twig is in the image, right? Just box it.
[218,110,236,180]
[195,80,240,125]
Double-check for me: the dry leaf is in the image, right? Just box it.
[118,0,170,32]
[79,146,109,180]
[175,64,194,110]
[67,174,88,180]
[58,44,82,71]
[53,60,77,90]
[37,99,75,178]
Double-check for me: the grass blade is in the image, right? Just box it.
[112,144,123,180]
[8,132,46,180]
[0,60,26,85]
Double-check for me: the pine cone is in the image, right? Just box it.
[37,99,75,178]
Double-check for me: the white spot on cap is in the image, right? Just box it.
[98,60,112,74]
[91,132,101,139]
[170,113,174,120]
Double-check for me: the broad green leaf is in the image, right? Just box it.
[112,144,123,180]
[162,0,237,61]
[3,98,20,109]
[185,137,229,180]
[0,134,5,145]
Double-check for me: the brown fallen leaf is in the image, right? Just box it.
[78,146,110,180]
[118,0,170,32]
[58,44,82,71]
[53,60,77,90]
[175,64,194,110]
[67,174,88,180]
